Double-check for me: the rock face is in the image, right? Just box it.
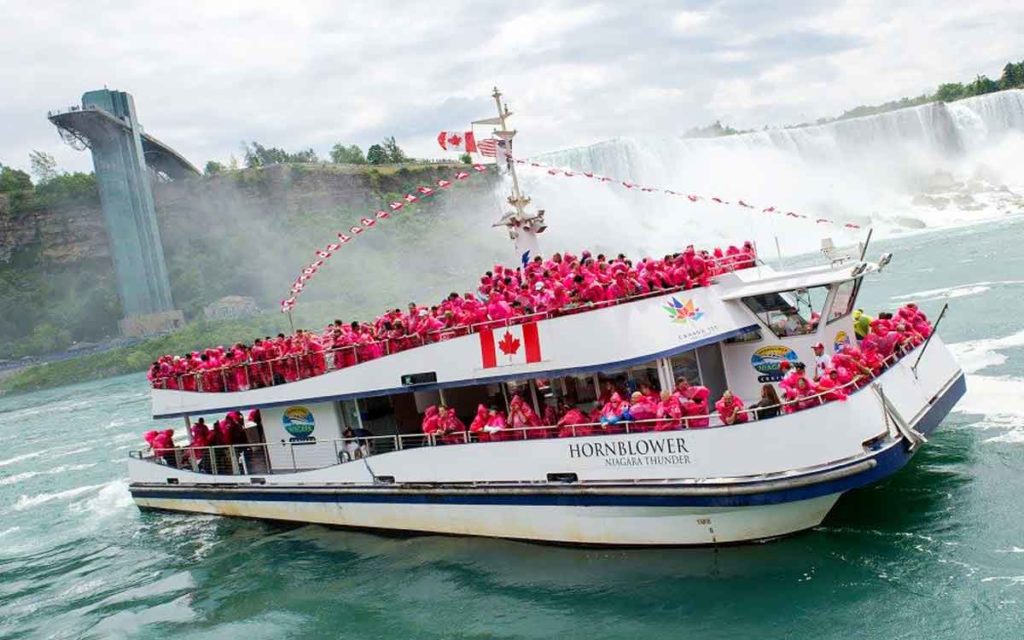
[0,195,109,265]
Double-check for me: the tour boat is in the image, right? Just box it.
[128,91,966,546]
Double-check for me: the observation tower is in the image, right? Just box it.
[48,89,198,336]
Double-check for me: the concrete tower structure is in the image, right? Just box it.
[49,90,198,336]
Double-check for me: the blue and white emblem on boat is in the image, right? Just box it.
[282,406,316,442]
[751,345,799,382]
[663,297,705,324]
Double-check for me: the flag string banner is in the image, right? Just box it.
[510,158,862,231]
[280,164,491,313]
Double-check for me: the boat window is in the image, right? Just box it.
[742,286,829,338]
[669,351,700,385]
[597,360,663,399]
[828,279,860,324]
[725,328,762,344]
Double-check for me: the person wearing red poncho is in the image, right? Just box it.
[715,390,748,425]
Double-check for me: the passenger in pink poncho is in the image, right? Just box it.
[421,406,440,436]
[599,392,630,428]
[816,369,848,402]
[557,408,590,437]
[656,391,684,431]
[468,404,489,441]
[437,406,467,445]
[628,391,658,432]
[484,409,509,441]
[715,390,748,425]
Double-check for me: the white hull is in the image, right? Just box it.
[134,492,841,545]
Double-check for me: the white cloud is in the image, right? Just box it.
[670,9,710,33]
[0,0,1021,174]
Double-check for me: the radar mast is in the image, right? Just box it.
[486,87,546,260]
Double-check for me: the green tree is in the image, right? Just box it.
[288,148,318,163]
[366,144,389,165]
[934,82,965,102]
[204,160,225,175]
[29,151,57,184]
[34,172,98,205]
[965,74,999,97]
[242,141,289,168]
[382,136,407,163]
[330,143,366,164]
[999,61,1024,89]
[459,152,472,164]
[0,165,32,192]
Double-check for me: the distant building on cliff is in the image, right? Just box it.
[48,90,198,337]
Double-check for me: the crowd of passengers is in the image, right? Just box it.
[142,304,932,459]
[143,409,265,469]
[418,303,934,439]
[146,243,758,391]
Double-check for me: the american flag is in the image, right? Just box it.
[477,138,498,157]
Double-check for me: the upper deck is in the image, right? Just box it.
[151,259,874,419]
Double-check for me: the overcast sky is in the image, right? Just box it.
[1,0,1022,175]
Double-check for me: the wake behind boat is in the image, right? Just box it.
[127,90,965,546]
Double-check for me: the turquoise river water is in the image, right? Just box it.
[1,218,1023,639]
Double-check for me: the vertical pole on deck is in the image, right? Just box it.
[529,380,542,419]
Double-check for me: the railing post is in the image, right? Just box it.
[210,448,218,475]
[333,439,340,463]
[290,443,297,470]
[229,446,240,475]
[912,302,949,378]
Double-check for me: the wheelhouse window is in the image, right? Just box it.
[742,286,829,338]
[828,279,860,324]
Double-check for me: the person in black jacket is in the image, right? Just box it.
[749,383,782,420]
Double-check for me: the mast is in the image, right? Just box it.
[487,87,545,261]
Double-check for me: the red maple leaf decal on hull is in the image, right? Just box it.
[498,331,520,356]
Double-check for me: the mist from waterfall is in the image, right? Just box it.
[494,90,1024,258]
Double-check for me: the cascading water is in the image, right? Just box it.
[503,89,1024,257]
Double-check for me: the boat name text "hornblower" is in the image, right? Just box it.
[568,438,692,467]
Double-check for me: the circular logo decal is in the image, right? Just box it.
[751,345,799,382]
[282,406,315,441]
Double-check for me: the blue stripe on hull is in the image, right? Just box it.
[133,374,966,510]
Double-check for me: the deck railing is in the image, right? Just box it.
[149,255,759,393]
[133,349,911,476]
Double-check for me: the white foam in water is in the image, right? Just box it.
[0,451,45,468]
[12,483,105,512]
[891,280,1024,304]
[948,330,1024,375]
[0,463,97,487]
[71,480,133,519]
[948,330,1024,443]
[0,471,40,487]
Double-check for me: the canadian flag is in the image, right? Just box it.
[437,130,478,153]
[479,323,542,368]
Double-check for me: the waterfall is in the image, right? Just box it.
[511,90,1024,257]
